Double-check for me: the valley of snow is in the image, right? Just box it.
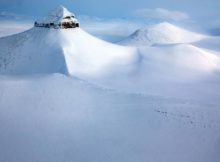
[0,6,220,162]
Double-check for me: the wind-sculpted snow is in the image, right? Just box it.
[0,74,220,162]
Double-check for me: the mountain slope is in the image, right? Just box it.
[120,22,207,46]
[0,27,138,76]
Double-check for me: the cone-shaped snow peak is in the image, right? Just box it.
[35,5,80,29]
[52,5,75,18]
[120,22,207,46]
[37,5,75,24]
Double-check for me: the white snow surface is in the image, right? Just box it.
[1,17,220,162]
[0,74,220,162]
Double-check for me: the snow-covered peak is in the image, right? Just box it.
[36,5,77,25]
[120,22,207,46]
[50,5,75,19]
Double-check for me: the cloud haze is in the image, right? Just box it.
[134,8,190,21]
[79,16,143,42]
[0,21,32,37]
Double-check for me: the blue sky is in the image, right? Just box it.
[0,0,220,38]
[0,0,220,23]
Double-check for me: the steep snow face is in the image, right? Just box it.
[0,28,67,74]
[36,5,78,25]
[120,22,207,46]
[58,29,138,77]
[0,27,138,76]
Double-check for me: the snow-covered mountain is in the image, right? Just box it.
[116,22,220,83]
[1,6,220,162]
[0,6,138,77]
[120,22,207,46]
[0,20,219,82]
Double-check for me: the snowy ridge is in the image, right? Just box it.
[120,22,207,46]
[0,27,138,77]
